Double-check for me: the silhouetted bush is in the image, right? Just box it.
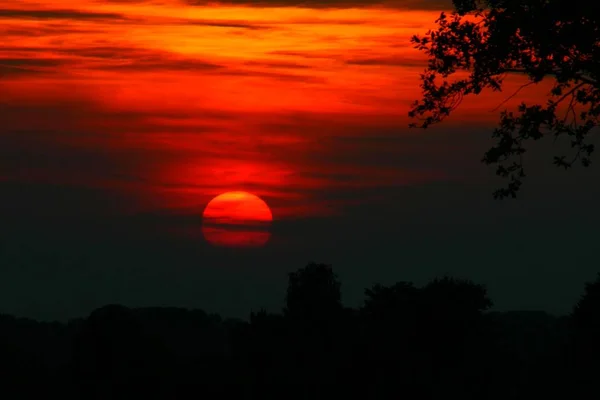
[1,263,599,399]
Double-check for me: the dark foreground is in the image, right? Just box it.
[2,263,599,399]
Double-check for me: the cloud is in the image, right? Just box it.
[345,55,425,67]
[1,44,323,80]
[182,0,452,9]
[0,8,126,20]
[223,68,325,82]
[1,43,225,74]
[101,56,224,72]
[0,57,66,76]
[268,50,332,59]
[181,19,269,29]
[104,0,452,8]
[58,45,152,59]
[1,24,104,36]
[242,60,312,69]
[0,7,270,29]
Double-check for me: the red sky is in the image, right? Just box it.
[3,0,596,320]
[0,0,553,222]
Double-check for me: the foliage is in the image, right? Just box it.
[284,262,342,323]
[2,261,600,399]
[362,281,419,321]
[421,275,493,318]
[571,272,600,331]
[409,0,600,198]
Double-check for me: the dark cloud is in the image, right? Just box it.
[222,68,326,82]
[0,58,65,67]
[0,45,224,74]
[181,19,268,29]
[0,57,66,76]
[345,56,425,67]
[266,50,426,67]
[278,17,370,25]
[243,60,312,69]
[101,56,224,72]
[0,8,126,20]
[390,0,452,9]
[103,0,452,8]
[0,7,270,28]
[268,50,333,59]
[1,24,103,36]
[1,43,322,79]
[182,0,452,9]
[58,46,151,59]
[103,0,155,2]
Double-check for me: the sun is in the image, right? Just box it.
[201,191,273,248]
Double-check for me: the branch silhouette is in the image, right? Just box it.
[409,0,600,198]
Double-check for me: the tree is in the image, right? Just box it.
[409,0,600,198]
[283,263,343,398]
[362,282,419,319]
[572,272,600,332]
[568,272,600,397]
[361,282,420,340]
[71,305,169,399]
[420,276,493,322]
[416,276,493,399]
[284,262,342,324]
[359,282,421,398]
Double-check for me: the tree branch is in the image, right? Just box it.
[490,81,536,112]
[552,82,587,107]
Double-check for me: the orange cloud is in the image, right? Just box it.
[0,0,551,228]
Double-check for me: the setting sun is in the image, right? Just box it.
[201,191,273,248]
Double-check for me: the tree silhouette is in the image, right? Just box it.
[283,263,344,398]
[284,262,342,324]
[420,276,493,322]
[409,0,600,198]
[359,282,421,399]
[355,277,494,399]
[0,262,595,399]
[361,281,420,362]
[569,272,600,397]
[244,309,290,396]
[71,304,169,399]
[572,272,600,331]
[0,314,67,397]
[362,282,419,320]
[416,276,493,399]
[571,271,600,363]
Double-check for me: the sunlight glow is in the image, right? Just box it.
[202,191,273,248]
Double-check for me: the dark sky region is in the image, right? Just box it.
[1,0,599,321]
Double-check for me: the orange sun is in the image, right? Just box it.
[201,191,273,248]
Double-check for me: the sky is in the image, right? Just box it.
[1,0,599,321]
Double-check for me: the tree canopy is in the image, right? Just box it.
[283,262,342,323]
[2,261,600,398]
[409,0,600,198]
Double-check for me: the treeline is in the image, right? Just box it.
[1,262,599,399]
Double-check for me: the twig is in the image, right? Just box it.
[490,82,535,112]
